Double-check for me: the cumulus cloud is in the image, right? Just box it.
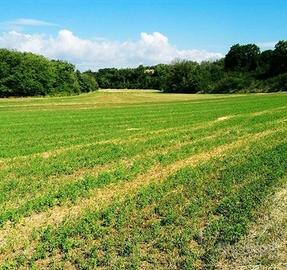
[0,29,223,70]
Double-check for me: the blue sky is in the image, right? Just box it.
[0,0,286,70]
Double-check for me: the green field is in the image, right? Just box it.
[0,91,286,269]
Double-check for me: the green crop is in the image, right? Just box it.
[0,91,286,269]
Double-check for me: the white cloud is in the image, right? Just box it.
[0,18,57,31]
[7,18,56,27]
[0,29,223,70]
[257,41,277,50]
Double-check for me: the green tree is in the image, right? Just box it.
[225,44,260,71]
[271,40,287,75]
[77,71,99,92]
[52,60,80,95]
[166,60,200,93]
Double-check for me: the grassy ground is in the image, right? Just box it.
[217,180,287,269]
[0,90,286,269]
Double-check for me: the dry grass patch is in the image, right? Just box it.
[216,180,287,270]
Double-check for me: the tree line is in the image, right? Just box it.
[93,40,287,93]
[0,49,98,97]
[0,40,287,97]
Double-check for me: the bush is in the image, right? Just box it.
[268,73,287,91]
[212,74,252,93]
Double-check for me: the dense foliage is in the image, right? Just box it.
[0,49,98,97]
[1,40,287,96]
[94,40,287,93]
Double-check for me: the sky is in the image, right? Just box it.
[0,0,286,70]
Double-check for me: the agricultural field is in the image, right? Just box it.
[0,90,286,269]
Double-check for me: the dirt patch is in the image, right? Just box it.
[217,116,233,121]
[126,128,141,131]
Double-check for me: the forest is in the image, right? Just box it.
[94,41,287,93]
[0,40,287,97]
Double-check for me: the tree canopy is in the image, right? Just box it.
[0,49,98,97]
[93,40,287,93]
[1,40,287,97]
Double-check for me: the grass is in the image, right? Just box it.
[0,90,286,269]
[217,179,287,269]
